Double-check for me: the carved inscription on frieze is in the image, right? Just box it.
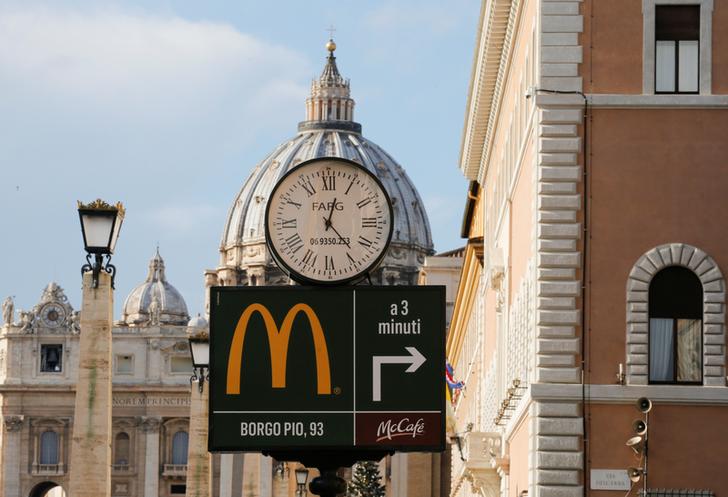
[112,395,190,408]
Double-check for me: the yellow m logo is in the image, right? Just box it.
[226,303,332,395]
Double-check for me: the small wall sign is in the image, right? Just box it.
[590,470,631,491]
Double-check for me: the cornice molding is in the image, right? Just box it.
[459,0,516,180]
[531,383,728,404]
[587,94,728,108]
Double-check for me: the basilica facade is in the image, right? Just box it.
[0,40,447,497]
[0,254,198,497]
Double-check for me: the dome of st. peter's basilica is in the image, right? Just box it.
[210,41,434,290]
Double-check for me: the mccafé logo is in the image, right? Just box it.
[375,417,426,442]
[226,303,332,395]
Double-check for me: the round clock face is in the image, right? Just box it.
[40,303,66,328]
[265,157,394,285]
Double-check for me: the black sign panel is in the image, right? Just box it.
[209,286,445,452]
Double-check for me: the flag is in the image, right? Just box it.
[445,361,464,403]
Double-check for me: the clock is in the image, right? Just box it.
[40,303,66,328]
[265,157,394,285]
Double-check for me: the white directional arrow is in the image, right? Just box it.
[372,346,427,402]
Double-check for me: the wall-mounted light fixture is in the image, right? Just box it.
[616,363,626,385]
[494,378,526,426]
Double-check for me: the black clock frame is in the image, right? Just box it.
[264,156,394,286]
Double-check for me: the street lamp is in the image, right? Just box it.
[68,199,123,497]
[188,334,210,393]
[295,467,309,497]
[77,199,125,288]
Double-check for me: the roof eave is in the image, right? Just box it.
[458,0,513,182]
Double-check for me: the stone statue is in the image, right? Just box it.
[68,311,80,334]
[3,416,23,432]
[148,295,161,326]
[2,297,13,327]
[140,416,161,433]
[18,310,34,333]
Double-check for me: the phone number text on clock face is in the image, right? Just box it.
[309,237,351,246]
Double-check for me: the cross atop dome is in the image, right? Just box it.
[300,38,361,133]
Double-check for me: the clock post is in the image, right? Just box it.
[262,156,397,496]
[208,159,445,496]
[208,157,445,497]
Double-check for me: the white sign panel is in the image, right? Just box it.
[590,469,631,491]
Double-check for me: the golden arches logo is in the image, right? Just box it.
[226,303,332,395]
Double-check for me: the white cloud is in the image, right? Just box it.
[0,5,310,121]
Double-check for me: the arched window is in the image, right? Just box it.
[39,430,59,465]
[171,431,188,465]
[649,266,703,383]
[114,432,130,465]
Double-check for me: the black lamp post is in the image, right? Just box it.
[295,467,310,497]
[188,334,210,393]
[77,199,125,288]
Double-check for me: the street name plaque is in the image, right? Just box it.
[209,286,445,453]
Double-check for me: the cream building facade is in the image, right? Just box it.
[450,1,728,497]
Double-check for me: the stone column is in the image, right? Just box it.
[3,416,24,497]
[406,453,432,497]
[185,379,211,497]
[141,417,161,497]
[68,271,113,497]
[389,453,408,497]
[242,454,261,497]
[258,455,272,497]
[58,429,65,472]
[32,428,39,473]
[239,454,273,497]
[219,454,243,497]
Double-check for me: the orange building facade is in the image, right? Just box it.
[449,1,728,497]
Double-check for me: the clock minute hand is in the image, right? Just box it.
[324,197,337,231]
[323,217,351,248]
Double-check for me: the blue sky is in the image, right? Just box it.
[0,0,479,318]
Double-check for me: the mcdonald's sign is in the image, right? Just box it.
[226,303,332,395]
[209,286,446,453]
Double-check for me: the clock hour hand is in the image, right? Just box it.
[322,217,351,248]
[324,197,337,231]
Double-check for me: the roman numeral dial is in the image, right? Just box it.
[265,158,394,284]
